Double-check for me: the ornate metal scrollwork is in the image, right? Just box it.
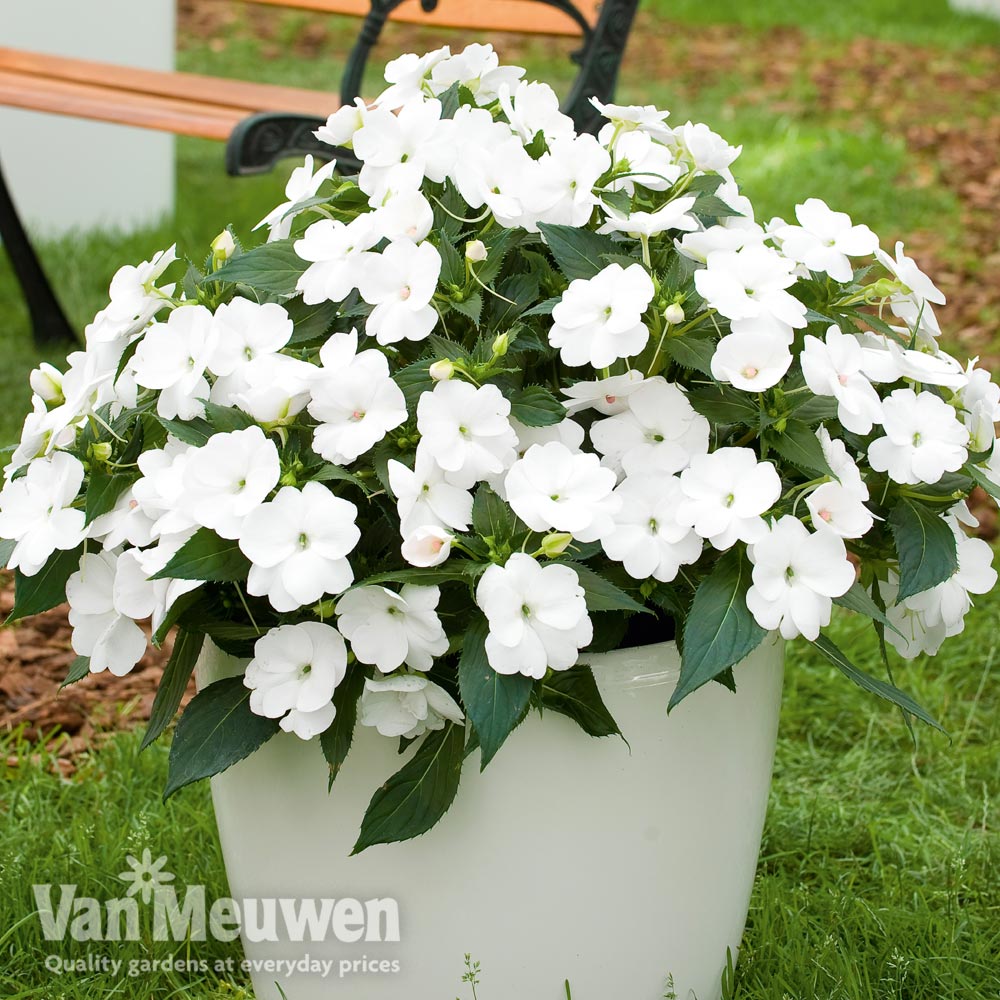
[226,0,638,176]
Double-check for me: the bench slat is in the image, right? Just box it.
[0,49,338,120]
[0,69,246,140]
[245,0,598,35]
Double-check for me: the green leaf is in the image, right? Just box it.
[968,463,1000,503]
[84,471,133,526]
[458,620,533,769]
[61,655,91,689]
[475,228,524,286]
[393,359,434,408]
[509,385,567,427]
[810,633,944,732]
[537,223,619,281]
[165,676,280,798]
[767,420,834,476]
[314,464,372,493]
[437,230,465,288]
[156,415,214,447]
[599,188,632,215]
[150,528,252,582]
[787,394,839,425]
[203,402,257,433]
[664,332,715,376]
[210,240,307,296]
[472,486,519,544]
[888,498,958,601]
[320,665,367,788]
[539,665,622,739]
[142,630,204,749]
[151,586,204,647]
[672,548,767,710]
[692,194,743,221]
[0,537,16,567]
[354,565,485,589]
[352,722,465,853]
[523,296,561,317]
[449,292,483,326]
[687,385,760,427]
[834,581,904,638]
[558,561,650,615]
[285,299,340,345]
[7,545,84,624]
[427,333,474,365]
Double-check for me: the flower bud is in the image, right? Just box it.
[492,332,510,357]
[465,239,488,263]
[90,442,113,463]
[211,229,236,261]
[865,277,901,301]
[540,532,573,557]
[30,363,64,405]
[664,303,685,326]
[429,359,455,381]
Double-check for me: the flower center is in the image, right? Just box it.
[300,663,312,677]
[723,493,735,508]
[838,373,849,386]
[785,566,795,581]
[741,365,759,380]
[351,410,365,421]
[819,509,833,522]
[912,432,922,446]
[605,394,617,405]
[298,532,309,549]
[648,517,658,533]
[400,286,412,301]
[521,604,532,618]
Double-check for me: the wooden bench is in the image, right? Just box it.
[0,0,639,345]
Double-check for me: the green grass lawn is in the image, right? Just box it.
[1,1,999,997]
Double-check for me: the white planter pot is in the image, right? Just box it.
[197,636,784,1000]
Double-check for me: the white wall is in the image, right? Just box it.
[0,0,176,237]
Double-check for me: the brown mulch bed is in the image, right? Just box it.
[1,576,175,768]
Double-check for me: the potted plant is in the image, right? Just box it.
[2,43,997,1000]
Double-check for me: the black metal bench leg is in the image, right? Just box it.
[0,158,76,346]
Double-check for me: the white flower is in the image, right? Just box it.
[858,336,966,389]
[590,377,710,476]
[307,330,408,463]
[498,79,575,144]
[131,440,197,540]
[353,98,448,177]
[601,131,681,195]
[561,371,645,415]
[401,525,454,567]
[694,245,806,333]
[746,516,855,640]
[206,298,293,380]
[130,305,218,421]
[711,330,793,392]
[591,98,672,142]
[244,622,348,739]
[375,46,451,110]
[389,448,474,535]
[678,448,782,549]
[428,43,524,106]
[599,196,698,238]
[295,214,381,305]
[115,537,200,636]
[476,554,592,679]
[88,487,155,550]
[254,155,337,242]
[29,363,63,404]
[677,224,764,263]
[0,452,86,575]
[239,482,360,612]
[314,97,368,147]
[416,381,517,489]
[86,245,176,344]
[371,189,435,243]
[815,425,869,497]
[673,121,741,175]
[800,326,883,434]
[876,241,945,340]
[66,551,148,677]
[805,482,875,539]
[868,388,968,485]
[359,674,464,739]
[358,239,441,345]
[530,134,611,228]
[601,475,702,582]
[904,528,997,637]
[504,442,620,542]
[337,584,448,673]
[510,416,585,457]
[231,354,318,425]
[179,426,281,539]
[770,199,878,282]
[548,263,655,368]
[882,574,946,659]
